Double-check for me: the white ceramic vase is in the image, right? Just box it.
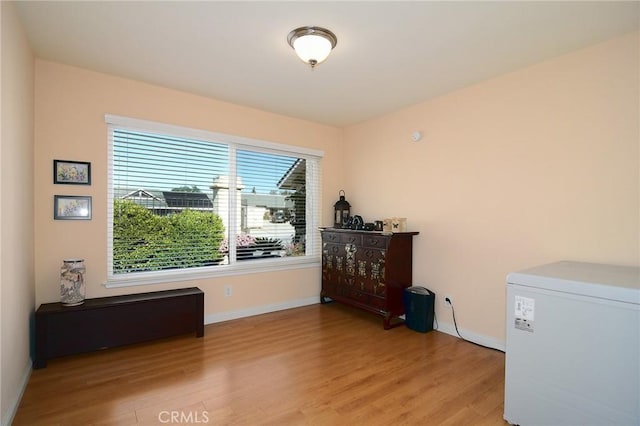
[60,259,86,306]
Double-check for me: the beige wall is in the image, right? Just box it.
[343,31,640,345]
[33,60,344,316]
[14,23,640,422]
[1,2,35,424]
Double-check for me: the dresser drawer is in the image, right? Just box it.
[321,231,364,246]
[323,243,342,256]
[322,232,341,243]
[340,233,362,245]
[362,234,389,249]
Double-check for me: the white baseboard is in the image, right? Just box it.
[435,320,505,352]
[204,298,505,352]
[205,296,319,325]
[2,361,31,426]
[204,299,505,352]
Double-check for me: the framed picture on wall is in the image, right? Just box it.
[53,160,91,185]
[54,195,92,220]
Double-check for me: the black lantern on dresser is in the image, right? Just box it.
[333,190,351,228]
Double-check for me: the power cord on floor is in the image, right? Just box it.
[449,301,505,353]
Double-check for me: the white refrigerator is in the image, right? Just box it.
[504,261,639,425]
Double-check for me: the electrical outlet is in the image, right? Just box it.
[225,285,232,297]
[444,295,453,307]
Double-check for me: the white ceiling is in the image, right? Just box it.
[14,1,639,127]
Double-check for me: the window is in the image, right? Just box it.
[106,115,322,287]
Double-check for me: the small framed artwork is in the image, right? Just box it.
[53,160,91,185]
[54,195,92,220]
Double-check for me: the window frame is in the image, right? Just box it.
[105,114,323,288]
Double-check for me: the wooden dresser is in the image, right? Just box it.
[320,228,418,329]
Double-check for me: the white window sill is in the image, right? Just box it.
[104,256,321,288]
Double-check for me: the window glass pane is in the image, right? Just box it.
[234,150,307,261]
[112,129,229,273]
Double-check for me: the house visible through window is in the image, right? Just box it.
[106,115,322,287]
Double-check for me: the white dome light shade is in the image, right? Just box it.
[287,27,337,69]
[293,35,332,64]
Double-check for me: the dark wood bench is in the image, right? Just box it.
[34,287,204,368]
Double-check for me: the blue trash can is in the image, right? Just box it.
[403,286,435,333]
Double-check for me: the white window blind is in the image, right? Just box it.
[106,115,322,287]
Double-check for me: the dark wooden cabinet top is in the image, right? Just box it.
[319,228,419,236]
[36,287,203,314]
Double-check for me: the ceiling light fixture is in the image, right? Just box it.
[287,26,337,69]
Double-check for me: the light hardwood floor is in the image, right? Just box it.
[15,303,507,425]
